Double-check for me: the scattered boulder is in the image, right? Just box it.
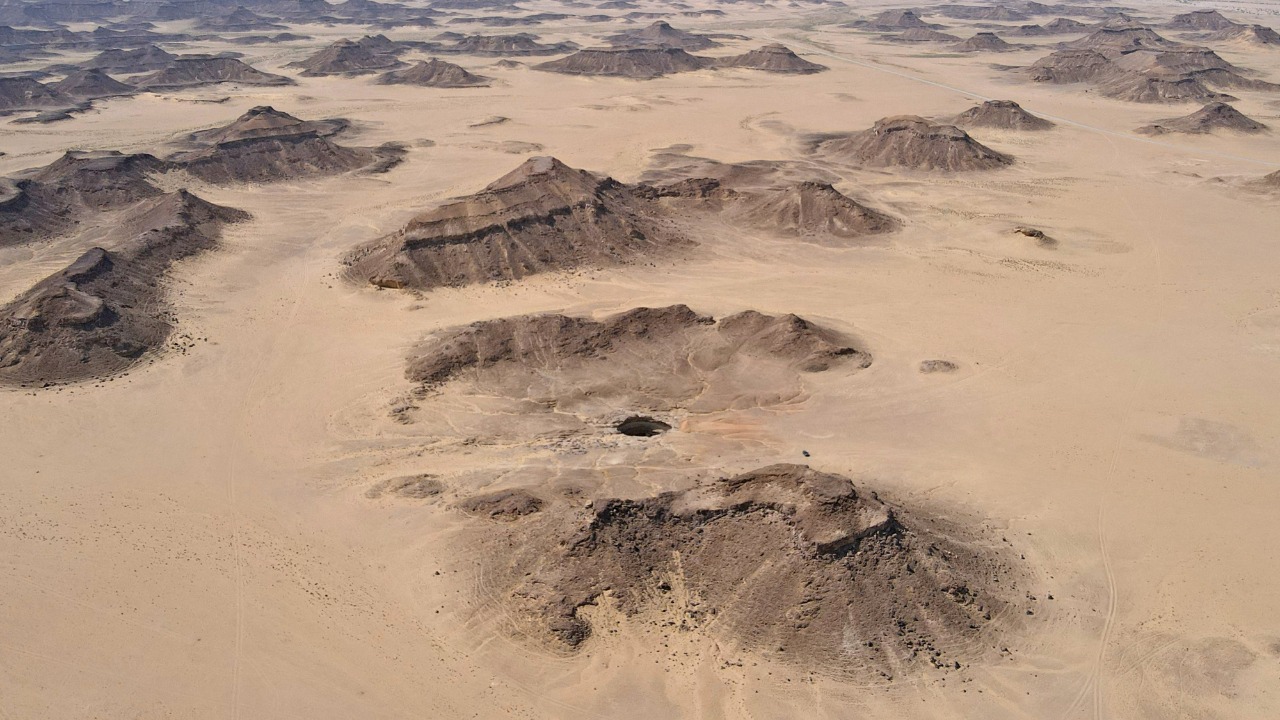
[376,58,491,87]
[1135,102,1267,135]
[809,116,1013,171]
[953,100,1054,131]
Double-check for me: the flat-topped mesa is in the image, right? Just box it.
[0,191,249,386]
[811,115,1014,171]
[0,77,72,112]
[1167,9,1240,32]
[713,44,827,74]
[288,38,404,76]
[953,31,1019,52]
[344,156,692,290]
[605,20,721,50]
[133,57,295,89]
[534,46,708,78]
[185,105,349,145]
[953,100,1055,131]
[1136,102,1268,135]
[49,69,135,100]
[1,151,171,245]
[376,58,491,87]
[480,463,1027,677]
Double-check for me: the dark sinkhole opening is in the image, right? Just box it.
[616,416,672,437]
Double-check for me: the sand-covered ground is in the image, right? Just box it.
[2,1,1279,718]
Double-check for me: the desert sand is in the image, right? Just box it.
[2,1,1280,719]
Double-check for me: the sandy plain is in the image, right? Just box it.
[2,1,1280,718]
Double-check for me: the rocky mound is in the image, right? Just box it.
[1038,18,1090,34]
[953,99,1054,130]
[376,58,491,87]
[1205,24,1280,47]
[0,151,169,245]
[344,156,693,290]
[535,47,708,78]
[891,28,961,43]
[952,31,1019,52]
[133,57,294,89]
[458,489,543,520]
[80,45,176,73]
[1135,101,1267,135]
[439,33,575,56]
[937,4,1026,21]
[194,6,287,32]
[849,9,942,30]
[171,133,402,183]
[168,108,402,184]
[713,44,827,74]
[732,182,898,240]
[1063,25,1186,52]
[474,464,1028,677]
[49,69,135,99]
[0,191,248,386]
[0,77,71,111]
[810,116,1013,172]
[641,151,841,190]
[288,39,404,76]
[1025,45,1264,102]
[605,20,720,50]
[1167,10,1239,32]
[405,305,868,413]
[185,105,348,145]
[1096,74,1233,103]
[1027,48,1115,83]
[1253,170,1280,192]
